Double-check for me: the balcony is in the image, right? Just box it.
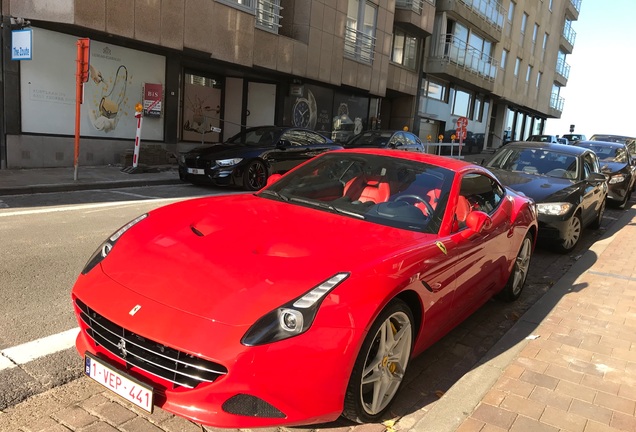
[549,93,565,114]
[436,0,505,42]
[560,20,576,53]
[344,26,376,64]
[395,0,436,36]
[427,34,498,91]
[555,57,570,86]
[565,0,581,20]
[255,0,283,33]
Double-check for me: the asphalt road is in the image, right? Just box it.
[0,182,630,418]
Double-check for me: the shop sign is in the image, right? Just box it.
[143,83,162,117]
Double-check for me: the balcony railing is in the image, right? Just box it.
[550,93,565,112]
[562,21,577,46]
[396,0,423,14]
[256,0,283,33]
[459,0,505,32]
[569,0,582,13]
[345,26,376,63]
[432,34,498,82]
[555,58,571,80]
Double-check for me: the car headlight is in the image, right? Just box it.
[609,174,626,184]
[241,273,349,346]
[216,158,243,167]
[81,214,148,275]
[536,202,572,216]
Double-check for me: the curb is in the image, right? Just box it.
[0,178,183,196]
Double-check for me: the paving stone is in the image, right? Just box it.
[569,399,613,425]
[470,403,517,430]
[53,405,98,429]
[509,415,559,432]
[539,406,587,432]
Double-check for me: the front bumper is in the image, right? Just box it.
[72,270,359,428]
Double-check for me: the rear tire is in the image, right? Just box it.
[342,299,414,423]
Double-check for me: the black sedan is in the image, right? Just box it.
[574,140,636,209]
[178,126,342,191]
[344,130,425,152]
[486,142,608,253]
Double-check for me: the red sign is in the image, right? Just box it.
[143,83,162,117]
[456,117,468,128]
[456,127,467,140]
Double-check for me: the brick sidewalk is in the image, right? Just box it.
[454,209,636,432]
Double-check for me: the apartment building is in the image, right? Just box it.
[0,0,578,168]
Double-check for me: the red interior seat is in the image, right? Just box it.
[344,176,390,204]
[453,195,471,231]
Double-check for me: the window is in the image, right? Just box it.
[452,88,472,117]
[536,71,542,88]
[514,58,521,76]
[549,0,553,11]
[508,2,515,22]
[532,23,539,52]
[345,0,378,63]
[521,13,528,36]
[391,28,419,70]
[218,0,282,33]
[455,173,504,231]
[526,65,532,82]
[501,49,508,70]
[424,77,448,102]
[542,33,549,60]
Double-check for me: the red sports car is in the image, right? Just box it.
[72,149,537,428]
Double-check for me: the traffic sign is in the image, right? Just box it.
[456,116,468,128]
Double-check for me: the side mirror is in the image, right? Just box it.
[265,174,282,187]
[587,172,608,184]
[464,211,492,235]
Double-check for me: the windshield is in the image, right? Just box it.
[226,127,281,146]
[581,144,627,163]
[347,131,394,147]
[259,153,454,233]
[488,147,578,179]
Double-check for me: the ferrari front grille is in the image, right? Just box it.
[75,298,227,389]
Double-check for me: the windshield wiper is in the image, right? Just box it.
[289,197,365,219]
[259,189,289,201]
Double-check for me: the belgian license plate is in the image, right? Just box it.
[85,353,153,412]
[187,168,205,175]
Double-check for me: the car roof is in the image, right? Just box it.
[503,141,589,155]
[577,140,625,149]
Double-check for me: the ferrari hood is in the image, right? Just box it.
[488,168,578,203]
[100,194,428,325]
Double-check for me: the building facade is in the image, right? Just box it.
[0,0,579,169]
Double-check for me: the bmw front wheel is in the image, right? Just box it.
[342,299,414,423]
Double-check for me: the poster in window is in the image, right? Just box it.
[143,83,162,117]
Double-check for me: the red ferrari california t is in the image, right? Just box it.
[72,149,537,428]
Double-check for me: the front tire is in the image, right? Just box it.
[243,160,268,191]
[556,212,582,253]
[497,232,533,302]
[591,198,606,229]
[342,299,414,423]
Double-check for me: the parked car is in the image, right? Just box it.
[344,129,424,152]
[527,134,558,143]
[590,134,635,144]
[178,126,342,191]
[556,137,570,145]
[486,142,608,253]
[562,133,586,143]
[441,129,481,154]
[574,140,636,208]
[72,149,537,428]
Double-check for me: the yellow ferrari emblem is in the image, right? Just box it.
[436,241,447,255]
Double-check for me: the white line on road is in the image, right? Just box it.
[0,199,179,218]
[0,328,79,371]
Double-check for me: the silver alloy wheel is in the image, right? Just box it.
[562,214,581,250]
[359,311,412,416]
[511,236,532,297]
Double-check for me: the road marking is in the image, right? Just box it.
[0,199,180,218]
[0,328,79,371]
[110,190,163,199]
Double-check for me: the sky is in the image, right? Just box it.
[544,0,636,138]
